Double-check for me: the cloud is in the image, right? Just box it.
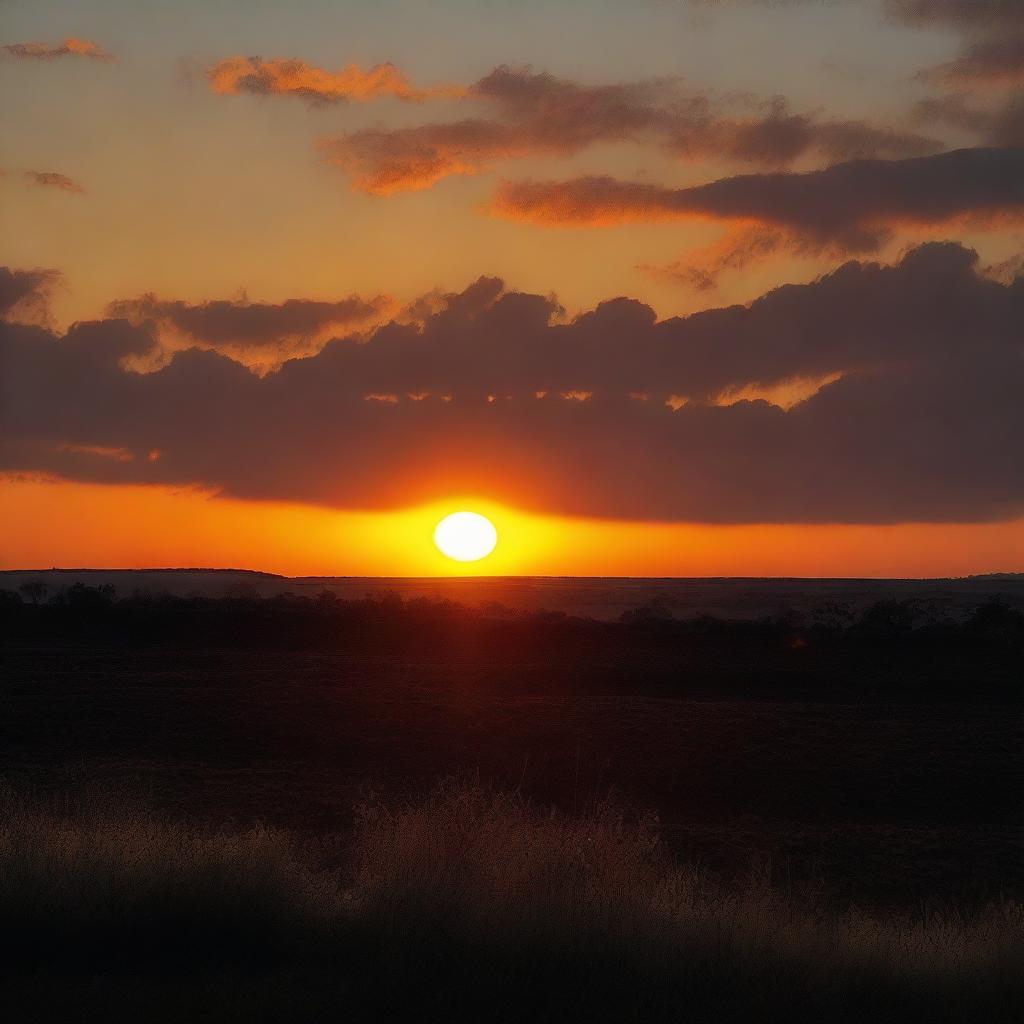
[886,0,1024,95]
[985,250,1024,283]
[490,147,1024,250]
[921,35,1024,88]
[0,267,62,324]
[2,38,113,62]
[25,171,85,195]
[206,57,461,104]
[885,1,1024,30]
[638,225,797,292]
[915,92,1024,147]
[319,120,524,194]
[319,66,938,195]
[661,96,938,165]
[106,293,393,349]
[899,0,1024,151]
[2,244,1021,523]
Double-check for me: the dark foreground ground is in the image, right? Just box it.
[1,584,1021,1021]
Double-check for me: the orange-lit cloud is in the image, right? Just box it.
[0,267,62,323]
[711,372,845,411]
[319,120,529,195]
[107,292,392,350]
[2,38,113,62]
[319,66,938,195]
[639,225,796,292]
[492,176,669,227]
[207,56,460,104]
[24,171,85,195]
[490,148,1024,249]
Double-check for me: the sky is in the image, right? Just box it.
[1,0,1022,576]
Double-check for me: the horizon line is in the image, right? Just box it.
[2,567,1021,583]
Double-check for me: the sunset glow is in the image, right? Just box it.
[2,478,1021,579]
[433,512,498,563]
[0,0,1021,578]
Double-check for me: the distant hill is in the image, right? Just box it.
[3,568,1023,621]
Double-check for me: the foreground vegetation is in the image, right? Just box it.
[2,781,1020,1023]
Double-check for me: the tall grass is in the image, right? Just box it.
[1,780,1020,1022]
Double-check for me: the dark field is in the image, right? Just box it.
[3,644,1021,907]
[2,581,1022,1021]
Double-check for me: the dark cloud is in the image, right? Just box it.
[0,267,61,323]
[886,1,1024,30]
[900,0,1023,147]
[2,38,113,62]
[106,293,393,349]
[727,3,1023,106]
[206,57,460,105]
[989,93,1024,144]
[490,147,1024,250]
[25,171,85,194]
[887,0,1024,95]
[921,35,1024,87]
[915,93,992,132]
[320,66,938,194]
[661,96,938,165]
[915,92,1024,146]
[2,244,1021,523]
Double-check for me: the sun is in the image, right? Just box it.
[433,511,498,562]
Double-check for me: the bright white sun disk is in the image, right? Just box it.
[433,511,498,562]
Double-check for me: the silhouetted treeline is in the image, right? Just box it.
[1,583,1021,701]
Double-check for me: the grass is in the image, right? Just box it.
[2,780,1021,1023]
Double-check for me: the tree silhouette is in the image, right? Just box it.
[18,581,48,605]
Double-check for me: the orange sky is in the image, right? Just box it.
[3,478,1021,578]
